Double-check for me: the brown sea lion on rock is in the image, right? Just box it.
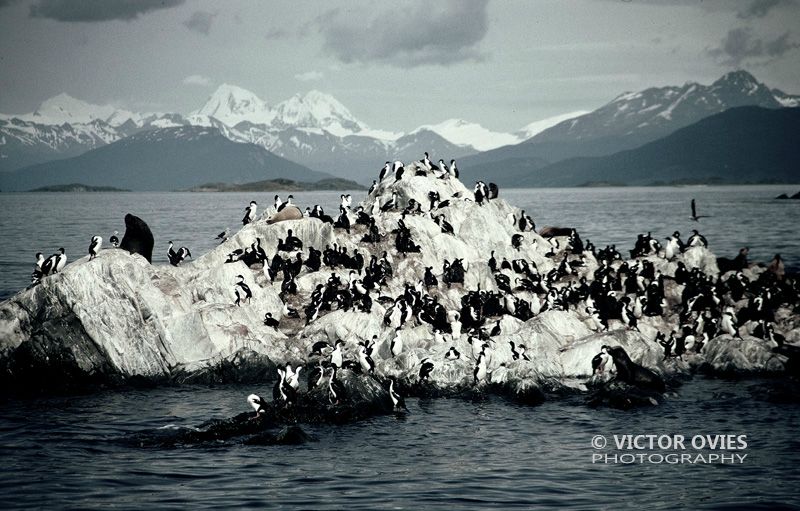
[266,206,303,224]
[539,226,573,238]
[602,345,665,392]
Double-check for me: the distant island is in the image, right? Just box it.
[28,183,130,192]
[186,178,366,192]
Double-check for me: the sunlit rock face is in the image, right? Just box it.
[0,162,796,395]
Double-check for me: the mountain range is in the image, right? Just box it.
[458,70,798,183]
[515,106,800,187]
[0,127,332,191]
[0,70,797,189]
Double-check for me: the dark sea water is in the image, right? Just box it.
[1,380,799,510]
[1,185,800,509]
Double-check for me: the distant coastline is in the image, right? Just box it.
[27,183,130,192]
[183,177,366,192]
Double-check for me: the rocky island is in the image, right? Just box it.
[1,163,798,421]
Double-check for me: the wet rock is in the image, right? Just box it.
[586,380,663,409]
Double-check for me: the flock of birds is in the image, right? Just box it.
[25,150,798,415]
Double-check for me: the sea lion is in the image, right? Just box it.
[538,226,573,238]
[602,345,665,392]
[266,205,303,224]
[120,213,154,263]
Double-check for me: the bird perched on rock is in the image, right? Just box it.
[263,312,279,329]
[242,200,258,225]
[42,248,67,275]
[234,274,252,306]
[88,236,102,261]
[167,241,191,266]
[247,394,267,418]
[419,359,434,381]
[215,228,230,244]
[512,234,524,251]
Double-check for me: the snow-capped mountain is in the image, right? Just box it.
[532,70,787,145]
[269,90,368,137]
[0,117,122,172]
[4,93,143,127]
[190,83,274,126]
[515,111,590,140]
[411,119,520,152]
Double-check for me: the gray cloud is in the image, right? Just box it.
[183,10,215,34]
[316,0,489,68]
[737,0,793,19]
[29,0,184,22]
[709,27,799,65]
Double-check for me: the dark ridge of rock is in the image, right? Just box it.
[120,213,154,263]
[775,194,790,199]
[586,380,663,409]
[496,379,547,406]
[173,349,277,385]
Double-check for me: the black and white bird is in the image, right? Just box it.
[515,211,535,232]
[327,367,346,405]
[390,328,403,357]
[419,358,434,381]
[273,368,297,405]
[422,152,438,172]
[381,192,398,212]
[379,162,391,181]
[474,181,487,204]
[358,345,375,374]
[330,339,344,369]
[394,161,405,182]
[247,394,268,418]
[388,379,407,411]
[42,248,67,275]
[242,201,258,225]
[445,346,461,360]
[109,230,120,248]
[511,234,524,251]
[167,241,191,266]
[88,236,102,260]
[215,228,230,244]
[285,364,302,390]
[448,159,459,179]
[368,180,378,195]
[277,195,294,212]
[31,253,45,284]
[687,229,708,248]
[263,312,280,329]
[473,351,488,383]
[234,274,253,306]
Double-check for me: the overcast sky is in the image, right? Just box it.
[0,0,798,132]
